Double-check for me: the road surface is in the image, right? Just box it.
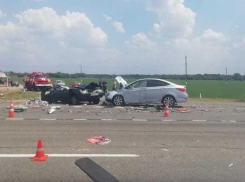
[0,118,244,182]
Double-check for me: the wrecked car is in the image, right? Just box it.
[41,82,103,105]
[105,77,188,107]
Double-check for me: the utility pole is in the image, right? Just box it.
[226,67,228,84]
[80,65,83,78]
[185,56,188,85]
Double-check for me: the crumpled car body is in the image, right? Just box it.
[41,82,103,105]
[105,77,188,107]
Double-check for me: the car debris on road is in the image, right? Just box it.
[87,136,111,145]
[47,106,63,114]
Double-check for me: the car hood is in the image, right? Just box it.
[115,76,127,87]
[76,82,100,90]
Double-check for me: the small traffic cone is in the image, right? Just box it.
[164,103,170,117]
[8,100,15,118]
[32,140,48,162]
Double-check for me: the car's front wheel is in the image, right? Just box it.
[92,98,100,105]
[162,95,175,107]
[71,95,79,105]
[112,95,124,106]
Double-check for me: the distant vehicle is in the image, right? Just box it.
[24,72,52,91]
[54,80,66,87]
[41,82,103,105]
[105,77,188,107]
[70,81,80,88]
[11,81,19,87]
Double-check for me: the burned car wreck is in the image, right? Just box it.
[41,82,103,105]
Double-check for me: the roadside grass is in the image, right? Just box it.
[11,77,245,101]
[237,94,245,102]
[0,90,39,102]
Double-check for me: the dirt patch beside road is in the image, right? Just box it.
[0,86,21,93]
[0,86,39,102]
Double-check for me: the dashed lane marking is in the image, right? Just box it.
[132,119,147,121]
[39,118,56,121]
[73,119,88,121]
[192,120,207,122]
[5,118,24,120]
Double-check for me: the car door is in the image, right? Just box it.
[146,80,169,104]
[51,88,69,102]
[123,80,147,104]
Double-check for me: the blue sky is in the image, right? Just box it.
[0,0,244,74]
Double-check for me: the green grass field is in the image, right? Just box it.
[11,77,245,101]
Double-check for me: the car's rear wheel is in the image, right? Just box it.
[71,95,78,105]
[112,95,124,106]
[162,96,175,107]
[92,98,100,105]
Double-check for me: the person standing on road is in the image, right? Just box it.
[102,78,107,94]
[112,79,117,91]
[99,78,103,90]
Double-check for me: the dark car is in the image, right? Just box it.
[41,82,103,105]
[11,81,19,87]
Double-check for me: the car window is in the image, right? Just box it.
[147,80,169,87]
[132,80,147,88]
[35,75,46,79]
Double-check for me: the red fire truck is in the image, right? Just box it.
[24,72,52,91]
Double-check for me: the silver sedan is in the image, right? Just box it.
[105,78,188,107]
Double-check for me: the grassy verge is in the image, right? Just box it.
[9,77,245,102]
[189,98,236,103]
[0,90,39,102]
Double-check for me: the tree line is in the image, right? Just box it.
[2,71,245,81]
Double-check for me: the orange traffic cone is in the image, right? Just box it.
[8,101,15,118]
[32,140,48,162]
[164,103,170,117]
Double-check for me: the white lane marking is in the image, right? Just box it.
[101,119,113,121]
[162,149,169,151]
[192,120,207,122]
[133,119,147,121]
[162,120,176,122]
[73,119,87,121]
[221,120,226,122]
[6,118,24,120]
[0,154,139,158]
[229,163,233,167]
[114,107,125,109]
[230,120,237,123]
[39,119,56,121]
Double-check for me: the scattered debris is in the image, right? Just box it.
[229,163,233,167]
[73,106,82,108]
[47,107,56,114]
[201,109,211,112]
[31,106,42,109]
[83,103,87,106]
[197,140,200,142]
[87,136,111,145]
[177,108,190,113]
[14,108,26,113]
[47,106,62,114]
[233,108,245,113]
[68,110,72,113]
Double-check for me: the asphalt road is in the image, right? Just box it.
[0,118,245,182]
[0,101,245,122]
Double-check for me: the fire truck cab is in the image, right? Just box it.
[24,72,52,91]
